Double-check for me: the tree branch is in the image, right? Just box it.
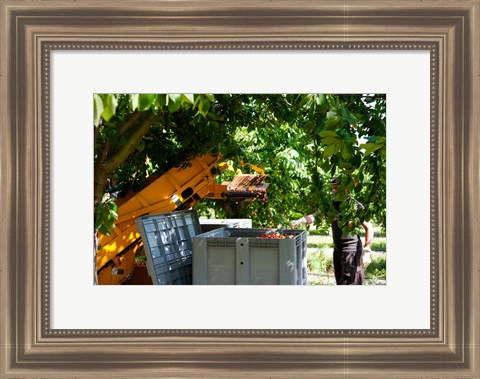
[104,112,160,174]
[117,111,145,140]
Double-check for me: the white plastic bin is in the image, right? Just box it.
[192,228,307,285]
[199,218,252,232]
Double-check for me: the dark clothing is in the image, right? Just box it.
[332,200,364,285]
[333,237,364,285]
[332,220,361,252]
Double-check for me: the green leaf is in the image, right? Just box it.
[324,115,340,130]
[316,94,326,106]
[108,208,118,219]
[341,145,351,159]
[321,161,332,172]
[296,94,312,109]
[322,136,341,145]
[341,107,357,124]
[360,142,382,156]
[128,94,139,111]
[353,112,366,123]
[376,136,386,144]
[136,140,145,152]
[98,224,111,236]
[100,94,118,122]
[154,94,166,108]
[324,143,341,158]
[168,94,183,112]
[138,94,155,111]
[198,97,210,117]
[95,215,103,229]
[318,130,339,138]
[182,94,195,104]
[93,94,104,126]
[338,161,353,170]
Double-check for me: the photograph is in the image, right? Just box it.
[94,94,386,286]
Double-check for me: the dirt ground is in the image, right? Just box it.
[307,272,386,285]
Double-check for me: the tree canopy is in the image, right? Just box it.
[94,94,386,237]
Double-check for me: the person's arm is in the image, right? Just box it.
[362,221,374,250]
[361,221,374,268]
[290,212,318,228]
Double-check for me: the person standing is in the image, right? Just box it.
[290,180,373,285]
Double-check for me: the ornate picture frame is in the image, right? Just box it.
[1,1,478,377]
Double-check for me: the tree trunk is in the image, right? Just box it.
[93,111,160,284]
[221,200,246,218]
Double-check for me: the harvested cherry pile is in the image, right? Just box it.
[259,232,294,239]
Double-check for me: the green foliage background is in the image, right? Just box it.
[94,94,386,236]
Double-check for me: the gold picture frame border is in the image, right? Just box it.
[1,1,478,378]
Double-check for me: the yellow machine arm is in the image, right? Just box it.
[237,160,265,175]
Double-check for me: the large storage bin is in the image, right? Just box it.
[135,210,202,285]
[199,218,252,233]
[192,228,307,285]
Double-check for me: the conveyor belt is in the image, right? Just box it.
[225,174,269,198]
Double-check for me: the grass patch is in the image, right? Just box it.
[307,242,332,249]
[307,235,386,252]
[135,255,147,263]
[307,249,333,274]
[359,226,386,238]
[307,249,386,280]
[309,225,386,238]
[370,240,386,252]
[307,229,329,236]
[364,254,386,279]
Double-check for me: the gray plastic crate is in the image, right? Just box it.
[135,210,202,285]
[199,218,252,233]
[192,228,307,285]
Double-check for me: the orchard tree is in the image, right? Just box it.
[293,94,386,235]
[194,94,386,236]
[93,93,239,235]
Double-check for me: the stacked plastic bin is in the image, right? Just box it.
[135,210,202,285]
[199,218,252,233]
[192,228,307,285]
